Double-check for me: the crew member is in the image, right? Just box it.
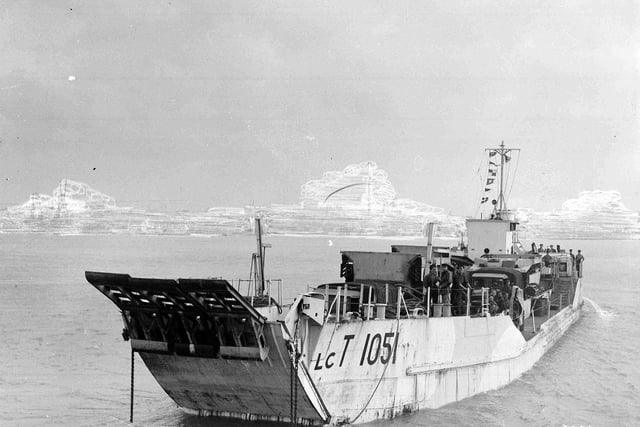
[488,289,498,315]
[439,266,452,305]
[575,250,585,277]
[451,265,467,315]
[494,289,507,313]
[542,249,553,267]
[424,264,440,309]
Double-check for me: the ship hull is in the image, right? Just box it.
[311,298,581,424]
[138,322,327,426]
[302,279,583,424]
[134,281,582,425]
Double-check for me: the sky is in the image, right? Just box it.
[1,1,638,216]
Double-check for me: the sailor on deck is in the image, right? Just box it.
[575,250,584,277]
[451,265,467,315]
[439,266,452,305]
[424,264,440,309]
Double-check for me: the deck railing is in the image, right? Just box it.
[311,279,578,326]
[319,283,479,322]
[231,278,283,307]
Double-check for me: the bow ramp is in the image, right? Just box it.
[85,271,328,425]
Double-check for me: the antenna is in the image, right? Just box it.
[485,141,520,215]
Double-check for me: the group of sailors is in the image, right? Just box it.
[531,242,563,254]
[421,268,515,317]
[534,242,585,277]
[487,288,510,316]
[423,263,470,316]
[421,264,510,316]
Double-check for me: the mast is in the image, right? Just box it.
[254,217,265,296]
[485,141,519,216]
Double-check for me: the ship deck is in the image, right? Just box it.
[521,305,563,341]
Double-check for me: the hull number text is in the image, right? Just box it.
[313,332,399,370]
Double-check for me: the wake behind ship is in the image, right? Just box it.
[86,144,584,425]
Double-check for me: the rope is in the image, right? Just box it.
[290,327,299,426]
[293,353,299,425]
[289,355,293,422]
[130,348,135,423]
[506,151,520,202]
[349,317,401,424]
[473,156,487,218]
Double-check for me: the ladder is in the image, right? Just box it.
[481,287,490,316]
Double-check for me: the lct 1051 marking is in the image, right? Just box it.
[314,332,399,370]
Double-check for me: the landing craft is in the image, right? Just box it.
[86,144,583,425]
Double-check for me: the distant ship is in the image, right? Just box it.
[86,143,584,425]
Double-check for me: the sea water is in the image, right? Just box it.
[1,234,638,427]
